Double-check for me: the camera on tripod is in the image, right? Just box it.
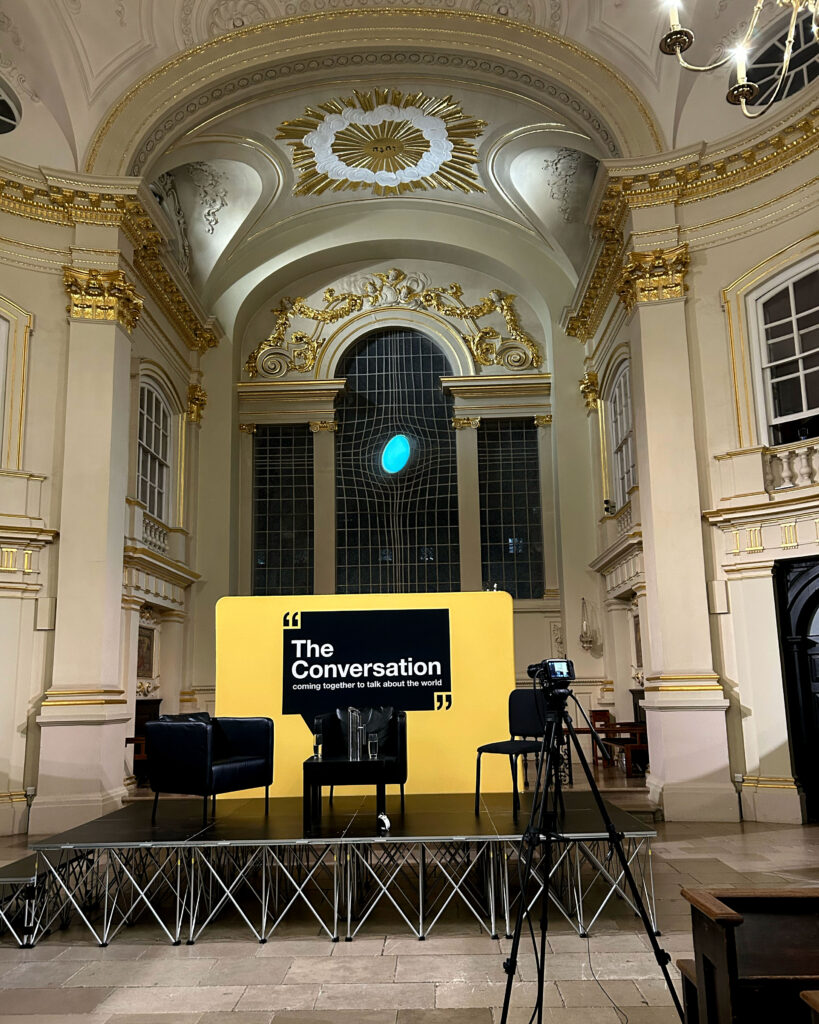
[526,658,575,697]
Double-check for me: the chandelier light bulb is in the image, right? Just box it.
[668,2,681,29]
[732,45,750,83]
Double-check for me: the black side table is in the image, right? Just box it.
[303,756,388,834]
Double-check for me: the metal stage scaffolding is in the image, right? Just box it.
[0,792,657,948]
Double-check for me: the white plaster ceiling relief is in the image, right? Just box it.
[187,161,229,232]
[207,0,271,36]
[542,147,583,223]
[277,88,486,196]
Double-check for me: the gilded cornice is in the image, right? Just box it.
[565,105,819,344]
[63,267,143,332]
[617,244,690,314]
[0,161,219,355]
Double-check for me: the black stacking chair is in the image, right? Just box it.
[145,712,274,826]
[475,688,554,816]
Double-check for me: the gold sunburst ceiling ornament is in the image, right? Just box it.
[277,89,487,196]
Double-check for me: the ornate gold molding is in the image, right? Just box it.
[0,166,219,354]
[277,88,486,197]
[246,268,541,378]
[534,414,552,427]
[452,416,481,430]
[565,107,819,344]
[579,370,599,411]
[238,422,257,435]
[618,243,690,313]
[63,267,143,332]
[309,420,338,432]
[187,383,207,424]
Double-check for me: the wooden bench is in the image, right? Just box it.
[802,991,819,1024]
[678,888,819,1023]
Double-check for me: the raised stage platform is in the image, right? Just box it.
[0,792,656,948]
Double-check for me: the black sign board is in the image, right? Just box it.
[281,608,452,719]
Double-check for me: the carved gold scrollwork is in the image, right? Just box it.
[187,383,208,423]
[245,269,542,378]
[451,416,481,430]
[617,243,690,313]
[579,370,599,410]
[63,267,143,332]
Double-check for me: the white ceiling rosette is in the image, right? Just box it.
[277,88,487,196]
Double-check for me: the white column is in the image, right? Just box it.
[159,609,186,715]
[605,597,635,721]
[625,245,737,820]
[453,417,482,592]
[31,268,139,832]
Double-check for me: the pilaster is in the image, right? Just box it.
[452,416,482,592]
[31,258,141,833]
[623,237,737,820]
[310,420,337,594]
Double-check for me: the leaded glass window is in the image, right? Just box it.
[252,424,314,595]
[335,329,459,593]
[478,419,544,599]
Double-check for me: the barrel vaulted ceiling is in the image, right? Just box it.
[0,0,816,344]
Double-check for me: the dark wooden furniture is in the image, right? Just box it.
[303,756,391,834]
[127,697,162,786]
[574,721,648,776]
[802,992,819,1023]
[589,709,613,767]
[679,888,819,1023]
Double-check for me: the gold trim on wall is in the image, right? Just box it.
[308,420,338,432]
[452,416,481,430]
[579,370,599,411]
[186,383,207,424]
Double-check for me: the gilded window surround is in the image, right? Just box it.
[0,160,220,355]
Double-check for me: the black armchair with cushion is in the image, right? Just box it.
[145,712,274,826]
[303,706,407,833]
[475,688,563,817]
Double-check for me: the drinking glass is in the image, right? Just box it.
[367,732,378,759]
[313,733,322,759]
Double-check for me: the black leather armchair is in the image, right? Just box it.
[145,712,274,825]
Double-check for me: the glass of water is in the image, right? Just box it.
[313,733,322,759]
[367,732,378,759]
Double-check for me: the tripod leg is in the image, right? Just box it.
[562,712,684,1023]
[499,719,560,1024]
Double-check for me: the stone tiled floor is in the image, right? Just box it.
[0,817,817,1022]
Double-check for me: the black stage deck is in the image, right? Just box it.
[30,791,654,850]
[0,794,658,947]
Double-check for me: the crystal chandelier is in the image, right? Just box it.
[660,1,819,118]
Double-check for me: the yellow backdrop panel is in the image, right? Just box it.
[215,591,517,798]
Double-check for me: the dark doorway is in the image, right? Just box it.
[773,557,819,821]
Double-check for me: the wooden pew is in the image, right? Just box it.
[802,991,819,1024]
[679,888,819,1023]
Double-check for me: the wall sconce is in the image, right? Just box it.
[579,598,594,651]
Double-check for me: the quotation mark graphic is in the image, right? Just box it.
[282,612,301,629]
[435,693,452,711]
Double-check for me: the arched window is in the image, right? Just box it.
[607,361,637,510]
[753,259,819,445]
[138,381,171,522]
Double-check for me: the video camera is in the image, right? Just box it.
[526,658,575,698]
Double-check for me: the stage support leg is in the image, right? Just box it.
[151,792,158,825]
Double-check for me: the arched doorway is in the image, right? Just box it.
[774,557,819,821]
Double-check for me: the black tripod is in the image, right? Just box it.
[498,663,684,1024]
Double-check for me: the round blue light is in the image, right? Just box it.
[381,434,411,474]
